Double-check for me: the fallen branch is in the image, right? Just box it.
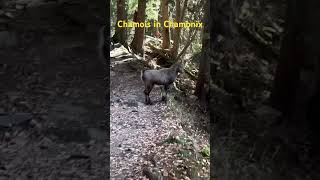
[184,68,197,81]
[147,43,171,60]
[176,29,198,60]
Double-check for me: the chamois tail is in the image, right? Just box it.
[140,70,146,82]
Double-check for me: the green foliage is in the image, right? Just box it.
[164,135,187,145]
[128,0,138,16]
[200,146,210,157]
[192,42,202,54]
[178,150,192,158]
[146,0,160,21]
[126,0,160,22]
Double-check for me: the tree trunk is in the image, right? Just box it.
[113,0,127,46]
[130,0,147,55]
[162,0,170,49]
[176,29,197,60]
[271,0,320,126]
[181,0,188,21]
[158,0,163,34]
[270,0,301,116]
[171,0,181,59]
[195,0,210,102]
[211,0,238,40]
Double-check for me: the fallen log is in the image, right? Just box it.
[147,43,171,61]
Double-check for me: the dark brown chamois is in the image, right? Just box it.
[141,63,184,105]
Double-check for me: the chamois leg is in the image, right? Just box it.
[144,84,154,105]
[162,85,169,102]
[161,86,165,101]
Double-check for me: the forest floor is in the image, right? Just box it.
[110,46,210,179]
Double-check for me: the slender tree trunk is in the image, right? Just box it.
[162,0,170,49]
[130,0,147,55]
[171,0,181,59]
[176,29,197,60]
[271,0,300,115]
[181,0,188,21]
[158,0,163,34]
[113,0,127,46]
[195,0,210,101]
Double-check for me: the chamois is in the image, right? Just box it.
[141,62,184,105]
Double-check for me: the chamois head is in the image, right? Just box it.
[173,62,184,74]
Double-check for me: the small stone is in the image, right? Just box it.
[163,170,168,176]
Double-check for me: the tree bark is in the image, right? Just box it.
[181,0,188,22]
[157,0,163,34]
[171,0,181,59]
[161,0,170,49]
[130,0,147,55]
[176,29,197,60]
[271,0,320,126]
[113,0,127,46]
[195,0,210,102]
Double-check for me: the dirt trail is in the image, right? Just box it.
[110,46,210,179]
[110,48,169,178]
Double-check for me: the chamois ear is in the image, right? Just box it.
[175,60,184,73]
[180,59,185,69]
[176,59,184,66]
